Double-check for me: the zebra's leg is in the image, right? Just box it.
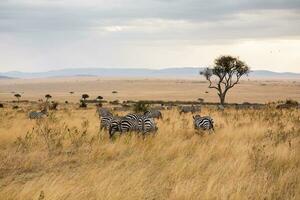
[108,126,115,139]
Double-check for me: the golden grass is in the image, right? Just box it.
[0,105,299,200]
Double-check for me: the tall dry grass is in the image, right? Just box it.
[0,105,299,200]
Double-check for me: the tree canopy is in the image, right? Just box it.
[200,55,250,105]
[82,94,89,100]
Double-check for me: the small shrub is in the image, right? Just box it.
[12,105,19,109]
[133,101,149,113]
[197,98,204,103]
[96,96,103,100]
[79,101,87,108]
[0,103,3,108]
[112,91,118,94]
[285,99,298,105]
[110,100,120,105]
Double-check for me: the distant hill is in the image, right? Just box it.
[0,75,14,79]
[0,68,299,79]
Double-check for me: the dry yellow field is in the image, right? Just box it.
[0,104,299,200]
[1,77,300,103]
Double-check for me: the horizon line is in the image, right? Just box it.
[1,66,300,74]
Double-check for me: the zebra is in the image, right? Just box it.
[100,115,122,130]
[144,110,163,119]
[96,107,112,118]
[193,115,214,132]
[124,113,143,121]
[179,105,201,114]
[137,116,158,133]
[108,117,137,138]
[124,113,158,130]
[96,107,115,131]
[99,108,112,117]
[28,108,48,119]
[109,115,157,138]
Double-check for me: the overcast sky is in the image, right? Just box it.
[0,0,299,72]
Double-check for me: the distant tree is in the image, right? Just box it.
[112,91,118,94]
[197,98,204,103]
[45,94,52,102]
[96,96,103,100]
[82,94,89,101]
[14,93,21,103]
[70,91,74,95]
[200,55,250,105]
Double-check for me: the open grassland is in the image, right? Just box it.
[1,77,300,103]
[0,105,299,200]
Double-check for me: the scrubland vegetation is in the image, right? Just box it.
[0,104,299,200]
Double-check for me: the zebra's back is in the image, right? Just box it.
[193,115,214,131]
[144,110,162,119]
[28,111,46,119]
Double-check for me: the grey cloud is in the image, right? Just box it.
[0,0,300,32]
[0,3,299,45]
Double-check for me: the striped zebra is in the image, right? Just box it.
[137,116,157,133]
[97,107,112,118]
[28,109,48,119]
[179,105,201,114]
[100,115,121,130]
[144,110,163,119]
[124,113,143,121]
[193,115,214,132]
[124,113,158,131]
[109,115,157,138]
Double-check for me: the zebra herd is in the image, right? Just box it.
[97,108,159,138]
[27,105,214,136]
[97,106,214,138]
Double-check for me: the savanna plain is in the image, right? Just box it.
[0,78,299,200]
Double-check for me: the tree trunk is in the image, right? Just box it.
[219,93,226,105]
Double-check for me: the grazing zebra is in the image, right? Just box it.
[137,116,158,133]
[108,117,137,138]
[28,109,48,119]
[97,107,112,118]
[100,115,113,130]
[144,110,163,119]
[100,115,121,130]
[124,113,143,121]
[179,105,201,114]
[109,115,157,138]
[193,115,214,132]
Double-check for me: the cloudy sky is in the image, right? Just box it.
[0,0,299,72]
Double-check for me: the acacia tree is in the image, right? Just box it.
[14,93,21,103]
[45,94,52,102]
[82,94,89,101]
[200,56,250,105]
